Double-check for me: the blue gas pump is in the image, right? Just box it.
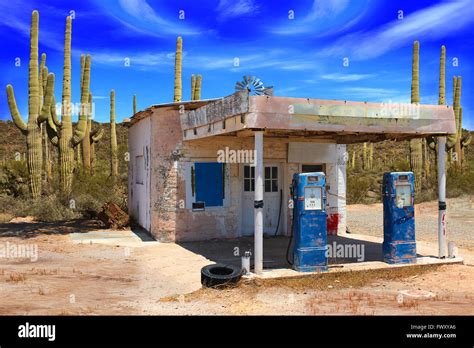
[382,172,417,264]
[290,172,328,272]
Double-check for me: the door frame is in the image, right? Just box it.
[240,162,283,236]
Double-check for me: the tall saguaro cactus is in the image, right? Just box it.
[133,94,137,114]
[173,36,182,102]
[110,90,118,178]
[409,41,423,192]
[6,11,45,198]
[80,55,92,172]
[43,16,88,195]
[447,76,469,169]
[194,74,202,100]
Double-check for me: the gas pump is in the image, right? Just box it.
[289,172,328,272]
[382,172,417,264]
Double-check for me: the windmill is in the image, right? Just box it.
[235,76,273,96]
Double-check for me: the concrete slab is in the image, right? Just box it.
[69,229,160,247]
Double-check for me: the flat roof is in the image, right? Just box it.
[179,91,456,143]
[129,91,456,144]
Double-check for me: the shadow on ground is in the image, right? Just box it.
[0,219,105,239]
[179,234,396,269]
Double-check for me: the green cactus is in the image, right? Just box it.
[369,143,373,170]
[173,36,183,102]
[110,90,118,178]
[79,55,92,172]
[39,53,52,182]
[194,74,202,100]
[43,16,89,196]
[363,142,368,169]
[409,41,423,192]
[447,76,463,168]
[133,94,137,114]
[191,74,196,100]
[5,10,48,198]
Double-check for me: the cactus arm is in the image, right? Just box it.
[194,74,202,100]
[72,55,90,146]
[6,85,28,135]
[462,133,472,147]
[45,93,59,146]
[438,46,445,105]
[50,96,62,127]
[91,127,104,142]
[38,73,55,123]
[133,94,137,114]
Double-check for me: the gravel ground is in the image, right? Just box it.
[347,195,474,250]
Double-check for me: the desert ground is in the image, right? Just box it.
[0,196,473,315]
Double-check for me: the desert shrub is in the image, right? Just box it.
[347,176,372,204]
[0,160,29,196]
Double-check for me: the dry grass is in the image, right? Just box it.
[7,272,26,282]
[171,264,443,303]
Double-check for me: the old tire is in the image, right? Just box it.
[201,263,242,288]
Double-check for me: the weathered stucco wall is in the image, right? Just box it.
[128,116,151,231]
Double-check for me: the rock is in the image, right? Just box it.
[97,202,129,229]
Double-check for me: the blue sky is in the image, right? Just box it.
[1,0,473,128]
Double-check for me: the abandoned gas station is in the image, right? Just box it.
[128,89,459,275]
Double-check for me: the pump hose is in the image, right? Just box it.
[273,189,283,237]
[286,179,297,265]
[286,207,295,265]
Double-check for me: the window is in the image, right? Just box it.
[135,155,144,184]
[194,162,224,207]
[265,166,278,192]
[243,165,278,193]
[244,165,255,192]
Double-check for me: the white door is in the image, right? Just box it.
[242,164,282,236]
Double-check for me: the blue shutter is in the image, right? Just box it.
[195,162,224,207]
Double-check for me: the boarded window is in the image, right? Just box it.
[194,162,224,207]
[135,155,144,184]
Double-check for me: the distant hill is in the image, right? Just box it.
[0,120,128,166]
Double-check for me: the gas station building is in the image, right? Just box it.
[127,90,455,273]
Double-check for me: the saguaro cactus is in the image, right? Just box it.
[43,16,89,195]
[110,90,118,178]
[191,75,196,100]
[80,55,92,172]
[447,76,468,169]
[173,36,182,102]
[6,10,45,198]
[194,74,202,100]
[409,41,423,192]
[133,94,137,114]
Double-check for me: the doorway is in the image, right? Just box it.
[241,164,282,236]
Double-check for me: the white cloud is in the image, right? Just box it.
[320,0,474,60]
[216,0,259,21]
[116,0,200,35]
[320,73,375,82]
[270,0,357,35]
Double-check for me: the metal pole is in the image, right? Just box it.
[437,136,447,258]
[254,131,264,274]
